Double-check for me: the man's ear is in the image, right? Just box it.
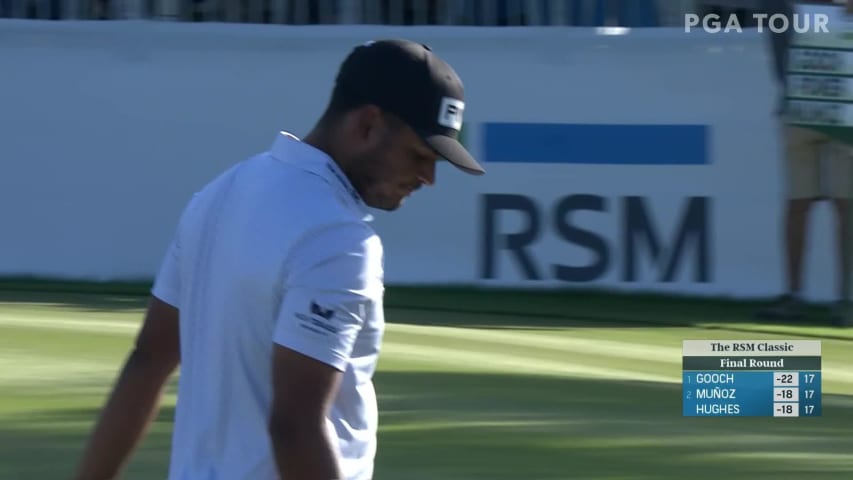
[351,105,383,143]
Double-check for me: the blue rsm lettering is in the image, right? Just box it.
[479,194,711,283]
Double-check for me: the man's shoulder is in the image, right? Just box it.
[300,220,382,258]
[220,149,382,256]
[290,187,377,247]
[285,220,383,284]
[255,153,360,210]
[235,152,363,218]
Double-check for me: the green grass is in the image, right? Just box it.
[0,287,851,479]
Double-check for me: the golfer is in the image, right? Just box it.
[73,38,485,480]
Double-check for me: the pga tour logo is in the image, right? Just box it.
[684,13,829,33]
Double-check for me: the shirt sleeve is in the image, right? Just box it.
[274,222,384,372]
[151,234,181,308]
[151,193,200,308]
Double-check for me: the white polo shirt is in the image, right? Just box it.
[152,131,385,480]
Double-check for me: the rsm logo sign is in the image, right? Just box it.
[479,194,711,283]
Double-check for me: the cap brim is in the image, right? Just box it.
[423,134,485,175]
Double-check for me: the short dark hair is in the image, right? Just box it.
[319,84,406,133]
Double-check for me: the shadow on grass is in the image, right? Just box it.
[384,287,844,328]
[0,404,175,480]
[0,282,850,339]
[0,290,150,312]
[1,371,851,480]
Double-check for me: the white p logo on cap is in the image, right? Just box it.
[438,97,464,131]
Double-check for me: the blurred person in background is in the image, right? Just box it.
[754,0,853,327]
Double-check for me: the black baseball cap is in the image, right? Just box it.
[334,39,485,175]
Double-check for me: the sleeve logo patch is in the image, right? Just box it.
[310,302,335,320]
[295,301,341,335]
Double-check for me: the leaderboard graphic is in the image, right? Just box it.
[683,340,822,417]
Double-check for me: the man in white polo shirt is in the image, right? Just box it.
[73,39,484,480]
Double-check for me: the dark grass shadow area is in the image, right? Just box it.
[0,278,154,296]
[385,286,838,327]
[0,405,176,480]
[0,278,151,312]
[382,287,853,341]
[0,290,150,312]
[0,280,850,338]
[1,371,851,480]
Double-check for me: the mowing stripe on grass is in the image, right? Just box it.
[0,314,138,335]
[0,350,118,387]
[379,342,678,383]
[4,314,853,387]
[387,323,682,363]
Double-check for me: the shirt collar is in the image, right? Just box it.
[269,131,373,222]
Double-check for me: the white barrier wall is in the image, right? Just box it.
[0,20,840,301]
